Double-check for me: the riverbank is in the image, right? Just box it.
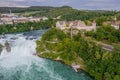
[37,52,86,72]
[36,28,87,71]
[36,55,94,79]
[36,28,120,80]
[36,28,99,78]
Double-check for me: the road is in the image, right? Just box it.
[96,42,113,51]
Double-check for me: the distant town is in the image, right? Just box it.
[0,10,48,25]
[0,9,119,32]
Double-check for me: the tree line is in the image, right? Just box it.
[0,19,56,34]
[85,25,120,43]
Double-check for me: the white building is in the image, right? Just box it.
[0,13,18,24]
[42,17,48,20]
[56,21,67,30]
[111,16,119,29]
[28,17,40,22]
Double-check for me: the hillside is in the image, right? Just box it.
[0,6,55,13]
[27,6,76,18]
[0,6,120,26]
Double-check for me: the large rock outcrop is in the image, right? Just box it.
[0,44,3,55]
[5,41,11,52]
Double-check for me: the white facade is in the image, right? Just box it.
[111,16,119,29]
[42,17,48,20]
[28,18,40,22]
[56,21,67,30]
[111,25,119,29]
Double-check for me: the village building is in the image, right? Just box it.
[0,9,49,25]
[16,17,28,23]
[28,17,41,22]
[42,17,48,20]
[0,13,48,25]
[56,21,67,30]
[56,20,96,31]
[111,16,119,29]
[0,13,17,24]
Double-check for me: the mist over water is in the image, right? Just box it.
[0,30,92,80]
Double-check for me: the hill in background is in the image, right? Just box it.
[0,6,120,26]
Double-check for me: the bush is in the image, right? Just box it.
[42,28,66,41]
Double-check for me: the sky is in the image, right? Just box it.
[0,0,120,10]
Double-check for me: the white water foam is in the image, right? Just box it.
[0,32,63,80]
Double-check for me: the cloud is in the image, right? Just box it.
[0,0,119,10]
[83,0,120,10]
[13,0,25,1]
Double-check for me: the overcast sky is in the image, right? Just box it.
[0,0,120,10]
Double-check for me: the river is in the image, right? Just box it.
[0,30,93,80]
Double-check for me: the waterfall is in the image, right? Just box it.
[0,30,92,80]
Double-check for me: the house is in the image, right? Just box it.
[1,13,16,18]
[42,17,48,20]
[0,17,13,24]
[0,13,18,24]
[56,20,96,31]
[28,17,40,22]
[16,17,28,23]
[111,16,119,29]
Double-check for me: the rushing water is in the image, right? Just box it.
[0,30,93,80]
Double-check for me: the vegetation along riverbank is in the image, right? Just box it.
[36,28,120,80]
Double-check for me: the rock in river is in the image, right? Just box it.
[0,44,3,55]
[5,41,11,52]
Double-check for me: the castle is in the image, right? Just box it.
[56,20,96,31]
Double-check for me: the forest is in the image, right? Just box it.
[0,6,55,13]
[0,19,56,34]
[36,28,120,80]
[85,25,120,43]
